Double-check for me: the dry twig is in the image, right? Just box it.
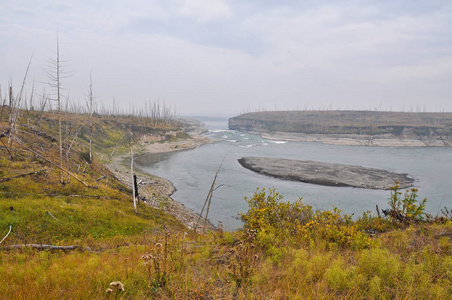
[0,226,12,245]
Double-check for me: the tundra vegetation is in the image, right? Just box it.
[0,85,451,299]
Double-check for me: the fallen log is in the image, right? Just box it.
[12,137,91,188]
[57,194,121,200]
[0,169,48,183]
[18,122,57,142]
[1,244,79,251]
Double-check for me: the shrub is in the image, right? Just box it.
[141,229,173,291]
[240,188,373,250]
[228,234,259,288]
[324,256,357,291]
[356,210,392,233]
[386,182,427,224]
[239,188,311,247]
[299,208,373,250]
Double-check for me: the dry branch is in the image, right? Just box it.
[194,157,224,233]
[0,133,13,159]
[66,125,83,158]
[47,211,58,220]
[0,226,12,245]
[0,190,121,200]
[57,194,120,200]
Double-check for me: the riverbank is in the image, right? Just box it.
[106,130,217,231]
[260,132,450,147]
[229,111,452,147]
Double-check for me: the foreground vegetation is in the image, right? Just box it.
[1,107,451,299]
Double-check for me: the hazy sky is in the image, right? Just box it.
[1,0,451,116]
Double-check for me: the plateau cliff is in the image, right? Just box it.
[229,111,452,146]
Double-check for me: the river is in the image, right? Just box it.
[136,117,452,230]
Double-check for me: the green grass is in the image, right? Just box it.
[1,194,183,244]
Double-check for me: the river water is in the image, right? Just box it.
[136,118,452,230]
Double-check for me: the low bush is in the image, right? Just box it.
[386,182,427,224]
[240,188,373,250]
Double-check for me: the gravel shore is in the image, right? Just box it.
[238,156,414,190]
[106,131,217,231]
[261,132,450,147]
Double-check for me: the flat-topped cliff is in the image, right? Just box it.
[229,111,452,146]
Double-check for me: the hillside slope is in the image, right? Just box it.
[0,108,199,245]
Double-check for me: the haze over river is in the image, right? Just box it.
[136,118,452,230]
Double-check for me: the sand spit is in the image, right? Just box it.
[238,157,413,190]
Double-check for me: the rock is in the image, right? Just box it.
[238,157,413,190]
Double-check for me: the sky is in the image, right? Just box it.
[1,0,451,117]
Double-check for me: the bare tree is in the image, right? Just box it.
[29,80,35,111]
[88,73,94,164]
[36,88,48,126]
[56,37,63,183]
[7,55,33,159]
[0,85,4,121]
[46,35,66,184]
[194,157,225,234]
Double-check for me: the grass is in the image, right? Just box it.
[1,221,450,299]
[1,109,451,299]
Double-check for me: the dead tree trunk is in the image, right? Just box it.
[57,37,64,184]
[194,157,224,233]
[0,169,48,182]
[88,73,93,164]
[7,86,14,159]
[0,85,4,121]
[1,244,79,251]
[8,54,33,157]
[133,174,139,204]
[36,89,47,126]
[131,148,137,214]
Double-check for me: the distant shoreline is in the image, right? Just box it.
[260,132,450,147]
[229,110,452,147]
